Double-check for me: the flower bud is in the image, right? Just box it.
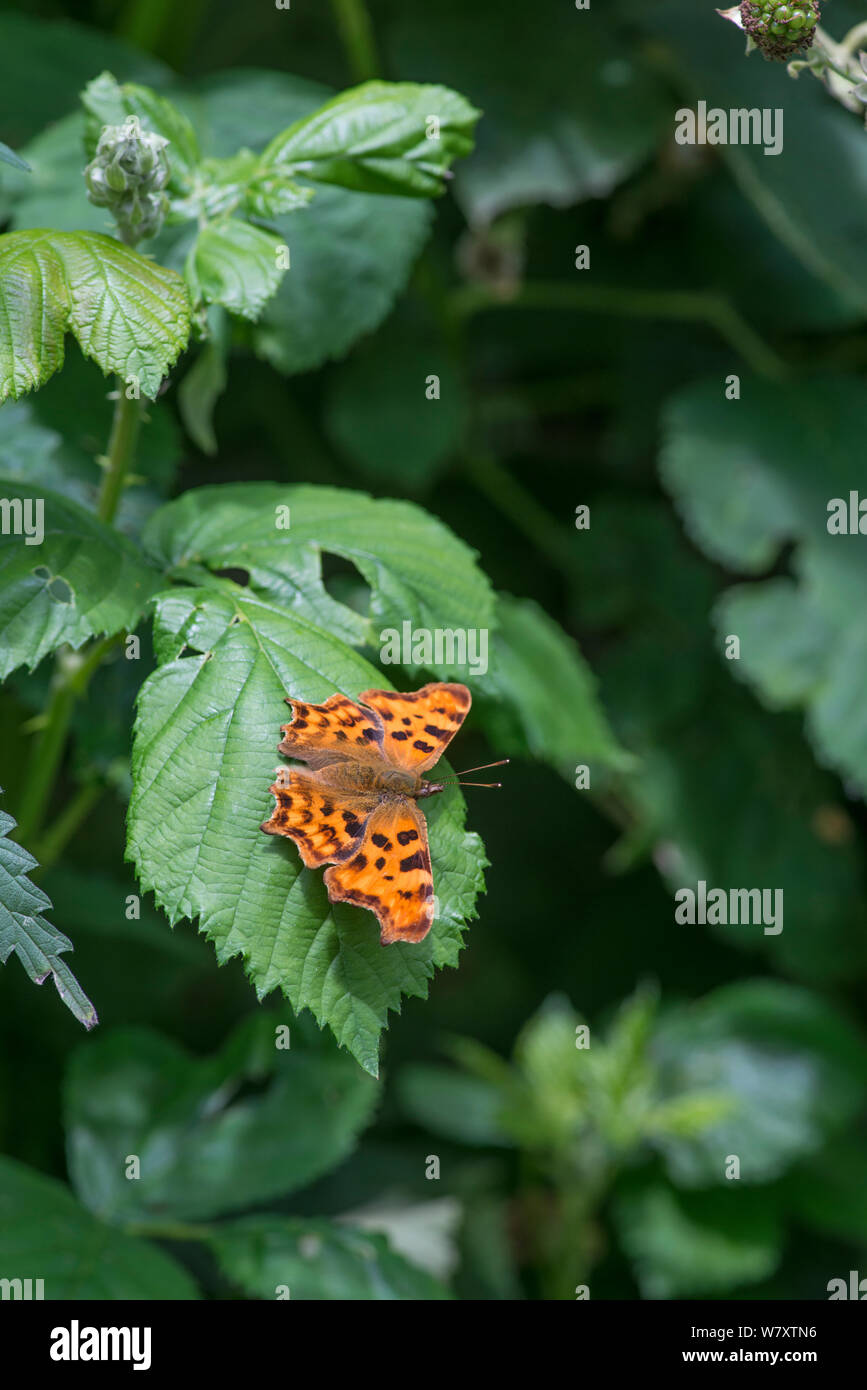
[84,116,170,243]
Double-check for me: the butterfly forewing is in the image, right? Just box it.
[358,683,471,774]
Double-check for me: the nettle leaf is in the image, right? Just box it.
[480,594,632,778]
[127,586,487,1075]
[143,482,496,668]
[0,1156,198,1299]
[81,70,200,181]
[0,792,96,1029]
[661,375,867,794]
[0,482,160,679]
[186,219,286,319]
[64,1019,378,1223]
[0,229,191,402]
[263,81,480,198]
[212,1217,451,1300]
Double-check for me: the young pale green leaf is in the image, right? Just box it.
[212,1216,451,1300]
[173,150,313,223]
[81,70,200,180]
[0,481,160,679]
[0,229,191,401]
[0,793,97,1029]
[480,595,632,776]
[263,81,480,198]
[186,219,286,320]
[64,1019,379,1223]
[143,482,496,668]
[0,1156,199,1298]
[127,586,486,1075]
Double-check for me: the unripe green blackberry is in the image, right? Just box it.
[740,1,820,60]
[84,117,170,244]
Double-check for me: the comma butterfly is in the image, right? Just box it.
[260,682,505,944]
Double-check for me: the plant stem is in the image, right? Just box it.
[330,0,380,82]
[33,781,104,870]
[97,388,141,525]
[15,635,122,848]
[447,281,789,382]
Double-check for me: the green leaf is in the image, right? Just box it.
[142,482,496,666]
[0,229,191,402]
[0,1156,199,1298]
[186,219,286,319]
[0,482,160,679]
[189,70,434,374]
[126,586,487,1075]
[177,149,313,222]
[396,1064,510,1146]
[263,81,479,198]
[81,71,200,180]
[0,792,96,1029]
[651,981,867,1185]
[389,0,669,223]
[212,1216,451,1300]
[324,302,467,487]
[661,375,867,796]
[614,1181,782,1299]
[0,140,29,172]
[64,1018,378,1224]
[177,307,228,455]
[482,595,631,777]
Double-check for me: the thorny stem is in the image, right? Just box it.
[330,0,380,83]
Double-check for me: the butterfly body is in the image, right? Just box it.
[261,682,471,944]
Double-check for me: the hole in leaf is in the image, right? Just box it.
[47,576,74,604]
[32,565,51,581]
[213,567,250,587]
[321,552,371,614]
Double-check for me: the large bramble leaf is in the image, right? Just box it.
[64,1017,378,1223]
[0,1156,198,1298]
[212,1216,451,1300]
[0,792,96,1029]
[0,229,191,402]
[661,375,867,796]
[127,585,487,1076]
[142,482,496,668]
[0,481,160,679]
[263,81,480,198]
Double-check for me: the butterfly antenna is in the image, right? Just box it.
[452,759,510,777]
[436,759,509,789]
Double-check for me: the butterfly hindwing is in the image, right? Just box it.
[324,799,434,944]
[358,682,471,774]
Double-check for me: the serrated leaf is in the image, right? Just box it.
[263,81,479,198]
[0,229,191,402]
[142,482,496,669]
[81,70,200,180]
[0,792,97,1029]
[212,1216,451,1300]
[0,481,160,678]
[186,219,286,319]
[127,586,486,1075]
[0,1156,198,1298]
[64,1019,378,1223]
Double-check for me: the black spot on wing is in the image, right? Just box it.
[396,829,419,846]
[400,851,426,872]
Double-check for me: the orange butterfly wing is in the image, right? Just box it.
[260,767,375,868]
[358,682,471,774]
[276,692,386,771]
[324,799,434,943]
